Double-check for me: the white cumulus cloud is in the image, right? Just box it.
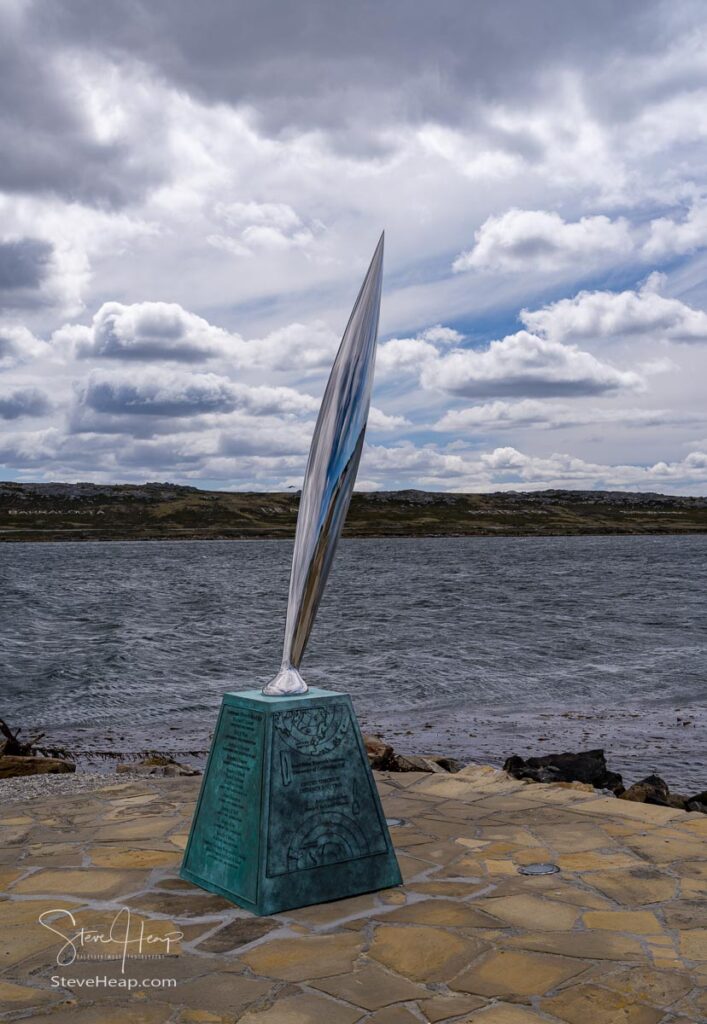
[453,209,634,273]
[523,274,707,344]
[421,330,641,398]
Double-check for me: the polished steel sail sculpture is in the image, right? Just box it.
[263,234,384,696]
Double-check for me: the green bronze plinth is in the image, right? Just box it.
[181,688,402,916]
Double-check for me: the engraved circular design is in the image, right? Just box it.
[287,811,369,872]
[274,705,349,755]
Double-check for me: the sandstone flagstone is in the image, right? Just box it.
[451,948,586,999]
[541,982,665,1024]
[159,974,272,1015]
[239,932,363,981]
[366,1006,423,1024]
[368,924,485,982]
[538,884,613,910]
[92,816,179,842]
[677,859,707,880]
[584,867,677,905]
[279,891,381,927]
[12,868,148,898]
[18,1005,176,1024]
[678,929,707,960]
[88,847,182,869]
[583,910,663,934]
[476,894,580,931]
[573,797,682,824]
[506,929,646,961]
[381,898,501,928]
[663,900,707,929]
[127,891,234,918]
[0,978,64,1008]
[238,992,362,1024]
[194,916,278,952]
[309,962,426,1010]
[601,966,694,1007]
[418,993,487,1021]
[556,850,641,872]
[464,1003,549,1022]
[0,867,22,888]
[407,880,487,897]
[2,769,707,1024]
[625,830,707,863]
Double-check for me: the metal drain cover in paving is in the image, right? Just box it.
[518,862,560,876]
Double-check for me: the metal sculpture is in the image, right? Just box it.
[263,233,384,696]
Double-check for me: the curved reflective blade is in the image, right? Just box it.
[263,233,384,695]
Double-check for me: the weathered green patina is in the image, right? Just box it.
[181,687,402,915]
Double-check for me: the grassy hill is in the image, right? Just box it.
[1,482,706,541]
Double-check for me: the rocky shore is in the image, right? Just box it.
[365,737,707,815]
[7,723,705,825]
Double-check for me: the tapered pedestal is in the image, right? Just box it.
[181,687,402,916]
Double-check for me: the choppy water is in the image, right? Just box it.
[1,536,705,791]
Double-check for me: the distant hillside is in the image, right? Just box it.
[1,482,706,541]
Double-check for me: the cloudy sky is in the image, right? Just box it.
[2,0,707,493]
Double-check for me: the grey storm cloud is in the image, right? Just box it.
[81,374,237,417]
[7,0,679,175]
[0,387,52,420]
[0,238,53,308]
[0,15,166,206]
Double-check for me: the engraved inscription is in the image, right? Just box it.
[195,706,263,902]
[267,700,388,878]
[274,705,349,755]
[287,812,368,871]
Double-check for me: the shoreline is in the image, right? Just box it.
[4,526,707,542]
[3,483,706,541]
[8,700,703,800]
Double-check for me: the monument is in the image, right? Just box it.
[181,234,402,915]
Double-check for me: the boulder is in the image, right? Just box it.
[116,753,200,777]
[364,734,396,771]
[685,791,707,814]
[503,749,624,795]
[620,774,671,806]
[394,754,448,773]
[0,755,75,778]
[363,735,460,773]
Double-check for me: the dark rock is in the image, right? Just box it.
[620,774,671,806]
[363,734,458,773]
[685,790,707,814]
[393,754,447,774]
[364,734,396,771]
[0,755,75,777]
[430,756,462,774]
[116,752,200,776]
[503,749,624,795]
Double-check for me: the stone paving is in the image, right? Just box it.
[1,764,706,1023]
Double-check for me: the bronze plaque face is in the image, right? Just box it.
[266,701,388,878]
[184,704,264,903]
